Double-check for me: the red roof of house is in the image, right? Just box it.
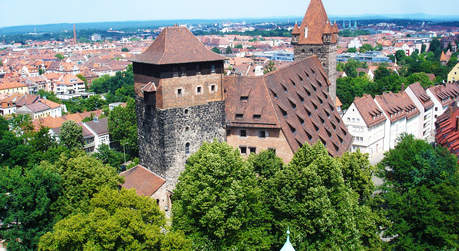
[133,26,225,65]
[354,94,386,127]
[224,56,352,157]
[435,104,459,162]
[120,165,166,197]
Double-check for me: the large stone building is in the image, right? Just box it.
[133,0,351,212]
[291,0,339,102]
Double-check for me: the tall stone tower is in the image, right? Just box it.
[133,26,226,191]
[292,0,339,102]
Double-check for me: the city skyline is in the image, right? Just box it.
[1,0,459,28]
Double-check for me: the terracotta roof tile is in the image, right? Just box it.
[428,83,459,107]
[133,26,225,65]
[294,0,338,45]
[120,165,166,196]
[354,94,386,127]
[225,56,352,156]
[407,82,434,110]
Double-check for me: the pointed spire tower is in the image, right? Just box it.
[292,0,338,102]
[280,228,295,251]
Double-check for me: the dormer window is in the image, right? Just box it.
[304,27,308,38]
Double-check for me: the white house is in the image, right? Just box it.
[348,37,363,49]
[426,83,459,120]
[15,98,63,119]
[405,82,435,142]
[374,92,420,151]
[343,94,386,161]
[82,117,110,153]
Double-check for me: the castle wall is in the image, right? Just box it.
[294,43,337,102]
[136,97,226,191]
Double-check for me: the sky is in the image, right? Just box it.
[1,0,459,27]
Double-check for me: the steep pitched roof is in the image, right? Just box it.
[225,56,352,157]
[428,83,459,107]
[354,94,386,127]
[375,91,419,123]
[295,0,337,45]
[120,165,166,197]
[133,26,225,65]
[435,104,459,162]
[407,82,434,110]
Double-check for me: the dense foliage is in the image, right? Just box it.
[172,142,272,249]
[173,142,383,250]
[377,135,459,250]
[108,98,139,158]
[337,46,458,110]
[39,188,191,251]
[90,64,135,103]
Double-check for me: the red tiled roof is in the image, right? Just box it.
[133,26,225,65]
[120,165,166,197]
[225,56,352,157]
[435,104,459,162]
[407,82,434,110]
[375,92,419,123]
[428,83,459,107]
[354,94,386,127]
[294,0,338,45]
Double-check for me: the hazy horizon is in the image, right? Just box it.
[1,0,459,28]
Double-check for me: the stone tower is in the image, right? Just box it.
[133,26,226,191]
[292,0,339,102]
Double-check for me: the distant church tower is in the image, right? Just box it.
[292,0,339,102]
[133,26,226,191]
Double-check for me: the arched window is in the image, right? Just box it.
[185,143,190,154]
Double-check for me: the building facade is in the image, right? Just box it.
[133,26,227,193]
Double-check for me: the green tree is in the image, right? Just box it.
[395,50,406,62]
[59,120,83,149]
[0,165,62,251]
[347,47,357,53]
[39,188,191,251]
[93,144,125,171]
[108,98,138,158]
[264,60,276,74]
[266,142,375,250]
[429,38,442,59]
[54,53,64,60]
[359,44,373,53]
[121,47,129,52]
[46,153,123,219]
[225,46,232,54]
[339,151,374,202]
[234,44,243,49]
[421,43,427,53]
[211,47,221,54]
[377,135,459,250]
[172,142,272,250]
[406,72,434,88]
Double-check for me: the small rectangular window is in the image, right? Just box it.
[177,88,183,96]
[253,114,261,120]
[197,86,202,94]
[236,114,243,119]
[240,146,247,154]
[258,130,266,138]
[240,130,247,137]
[240,96,249,101]
[250,147,256,154]
[211,85,216,92]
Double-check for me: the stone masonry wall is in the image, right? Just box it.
[136,97,226,192]
[294,43,337,102]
